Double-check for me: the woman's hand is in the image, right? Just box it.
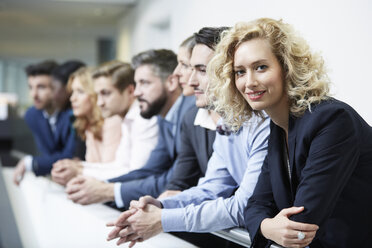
[260,206,319,248]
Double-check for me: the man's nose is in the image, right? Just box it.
[188,70,198,88]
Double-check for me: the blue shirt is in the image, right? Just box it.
[160,114,270,232]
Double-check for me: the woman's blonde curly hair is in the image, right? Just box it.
[208,18,330,131]
[67,67,103,140]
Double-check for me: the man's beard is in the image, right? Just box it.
[139,92,168,119]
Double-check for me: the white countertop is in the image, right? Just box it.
[2,167,197,248]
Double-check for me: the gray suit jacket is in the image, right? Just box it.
[166,106,216,191]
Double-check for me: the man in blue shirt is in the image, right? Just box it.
[106,27,270,246]
[65,49,194,208]
[13,60,79,184]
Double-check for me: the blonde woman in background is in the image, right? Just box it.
[52,67,122,186]
[173,35,196,96]
[64,60,160,205]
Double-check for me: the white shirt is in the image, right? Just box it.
[193,108,217,131]
[42,110,59,134]
[82,101,159,180]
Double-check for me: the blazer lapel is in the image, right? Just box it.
[173,96,187,155]
[198,127,209,170]
[270,123,294,207]
[288,115,298,194]
[206,129,215,158]
[52,112,61,143]
[40,115,55,152]
[160,118,175,159]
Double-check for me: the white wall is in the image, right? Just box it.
[0,35,98,65]
[117,0,372,124]
[117,0,173,62]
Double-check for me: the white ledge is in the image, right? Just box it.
[2,167,196,248]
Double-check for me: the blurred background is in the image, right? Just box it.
[0,1,371,247]
[0,0,371,121]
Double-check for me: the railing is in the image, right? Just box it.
[1,166,197,248]
[0,162,23,248]
[7,149,282,248]
[212,228,251,247]
[212,228,283,248]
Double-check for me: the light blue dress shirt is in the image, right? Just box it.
[160,114,270,232]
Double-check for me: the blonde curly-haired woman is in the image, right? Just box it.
[209,18,372,248]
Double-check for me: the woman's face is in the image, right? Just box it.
[173,46,194,96]
[234,38,287,116]
[70,77,93,117]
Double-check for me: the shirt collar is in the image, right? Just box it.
[194,108,217,131]
[42,110,59,133]
[42,110,59,120]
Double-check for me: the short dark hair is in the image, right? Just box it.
[52,60,85,85]
[194,27,230,50]
[25,60,58,76]
[92,60,135,93]
[131,49,177,82]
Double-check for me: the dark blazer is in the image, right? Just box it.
[166,106,216,191]
[244,98,372,248]
[24,107,76,176]
[109,95,195,208]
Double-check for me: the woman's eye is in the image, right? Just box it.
[256,65,268,71]
[234,70,245,77]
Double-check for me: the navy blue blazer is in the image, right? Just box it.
[166,106,216,191]
[109,95,195,208]
[24,107,76,176]
[244,99,372,248]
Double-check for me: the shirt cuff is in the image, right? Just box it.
[160,197,179,209]
[24,155,33,172]
[161,208,187,232]
[114,182,124,208]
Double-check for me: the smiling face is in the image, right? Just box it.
[234,38,287,117]
[94,76,134,119]
[173,46,194,96]
[133,64,168,119]
[188,44,214,108]
[69,77,93,118]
